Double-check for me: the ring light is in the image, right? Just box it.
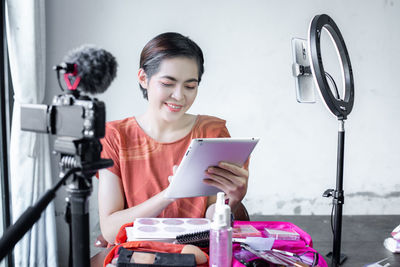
[308,14,354,119]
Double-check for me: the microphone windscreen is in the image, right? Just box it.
[63,45,118,94]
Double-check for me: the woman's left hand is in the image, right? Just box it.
[203,161,249,210]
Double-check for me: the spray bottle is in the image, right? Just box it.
[209,192,232,267]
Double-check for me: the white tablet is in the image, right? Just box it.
[164,138,259,199]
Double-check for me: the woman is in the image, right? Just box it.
[98,32,249,244]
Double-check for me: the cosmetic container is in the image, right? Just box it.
[209,192,232,267]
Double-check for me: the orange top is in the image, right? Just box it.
[99,115,230,218]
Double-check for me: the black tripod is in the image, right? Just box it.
[56,137,113,267]
[0,137,113,267]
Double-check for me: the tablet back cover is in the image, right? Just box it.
[164,138,258,199]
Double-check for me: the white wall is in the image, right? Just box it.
[46,0,400,215]
[45,0,400,265]
[45,1,400,262]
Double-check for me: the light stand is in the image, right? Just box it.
[292,14,354,267]
[323,119,347,266]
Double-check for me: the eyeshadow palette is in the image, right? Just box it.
[232,225,262,238]
[126,218,211,241]
[264,227,300,241]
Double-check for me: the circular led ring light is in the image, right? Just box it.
[308,14,354,119]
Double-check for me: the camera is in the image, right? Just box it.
[21,93,105,140]
[0,45,117,266]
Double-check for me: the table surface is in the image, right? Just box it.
[91,215,400,267]
[251,215,400,267]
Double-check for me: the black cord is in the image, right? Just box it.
[325,72,340,100]
[55,69,66,91]
[330,203,335,234]
[64,200,72,267]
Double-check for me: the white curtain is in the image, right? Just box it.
[6,0,57,266]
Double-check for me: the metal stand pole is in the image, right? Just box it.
[66,174,92,267]
[329,120,347,266]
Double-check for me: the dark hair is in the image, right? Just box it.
[139,32,204,99]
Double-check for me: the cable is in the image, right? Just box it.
[55,68,66,91]
[325,72,340,100]
[330,203,335,234]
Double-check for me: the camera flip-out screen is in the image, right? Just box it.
[21,95,105,139]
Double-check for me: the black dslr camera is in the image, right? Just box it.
[21,92,105,140]
[20,91,106,166]
[20,45,117,169]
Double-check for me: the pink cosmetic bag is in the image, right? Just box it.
[232,221,328,267]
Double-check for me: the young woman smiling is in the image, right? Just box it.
[97,32,250,244]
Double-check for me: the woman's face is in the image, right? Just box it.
[139,57,199,123]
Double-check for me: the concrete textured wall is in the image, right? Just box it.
[44,1,400,265]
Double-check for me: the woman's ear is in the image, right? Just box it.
[138,68,148,89]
